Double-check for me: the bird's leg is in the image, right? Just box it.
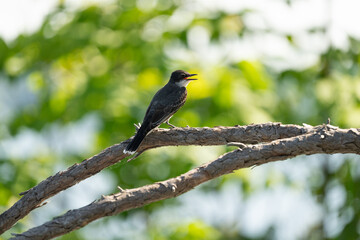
[165,119,176,128]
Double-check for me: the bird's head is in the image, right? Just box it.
[169,70,197,87]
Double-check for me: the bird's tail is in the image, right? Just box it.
[123,126,149,154]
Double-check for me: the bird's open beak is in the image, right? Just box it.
[185,73,198,81]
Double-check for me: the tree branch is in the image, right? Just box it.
[1,123,312,233]
[9,125,360,239]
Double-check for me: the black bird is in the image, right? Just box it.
[124,70,198,154]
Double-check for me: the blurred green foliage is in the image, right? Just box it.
[1,0,360,239]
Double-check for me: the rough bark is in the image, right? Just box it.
[0,123,309,234]
[2,123,360,239]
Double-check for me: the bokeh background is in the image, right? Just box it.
[1,0,360,239]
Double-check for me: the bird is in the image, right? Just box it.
[123,70,198,154]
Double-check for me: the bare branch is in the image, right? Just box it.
[9,126,360,239]
[0,123,321,233]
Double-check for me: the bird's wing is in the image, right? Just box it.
[144,87,187,129]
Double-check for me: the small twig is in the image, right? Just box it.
[134,123,141,131]
[19,189,30,196]
[117,186,125,192]
[35,202,48,209]
[227,142,247,149]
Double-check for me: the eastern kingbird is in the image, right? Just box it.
[123,70,198,154]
